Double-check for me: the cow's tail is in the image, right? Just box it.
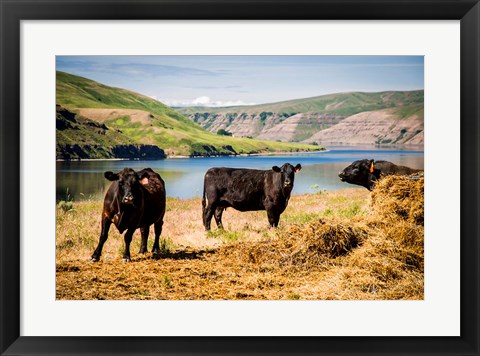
[201,180,206,226]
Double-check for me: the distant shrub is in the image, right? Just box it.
[217,129,232,136]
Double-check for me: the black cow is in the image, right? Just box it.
[338,159,422,190]
[202,163,302,230]
[91,168,166,262]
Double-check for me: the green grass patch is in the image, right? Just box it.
[207,229,244,242]
[338,202,365,218]
[162,275,174,289]
[283,212,324,225]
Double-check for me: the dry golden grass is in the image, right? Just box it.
[56,178,423,300]
[75,108,154,125]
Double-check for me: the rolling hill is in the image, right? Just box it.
[56,105,166,160]
[56,71,322,159]
[176,90,424,145]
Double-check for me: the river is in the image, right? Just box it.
[56,145,424,201]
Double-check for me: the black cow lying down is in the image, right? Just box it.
[202,163,302,230]
[91,168,166,262]
[338,159,422,190]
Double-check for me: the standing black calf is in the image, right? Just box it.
[91,168,166,262]
[202,163,302,230]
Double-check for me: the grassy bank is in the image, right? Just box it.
[56,177,424,300]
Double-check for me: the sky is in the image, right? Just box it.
[56,56,424,107]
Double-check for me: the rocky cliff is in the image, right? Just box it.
[191,112,343,141]
[304,107,423,145]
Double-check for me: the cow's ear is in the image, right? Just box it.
[104,171,119,181]
[139,171,150,180]
[294,164,302,173]
[139,172,148,185]
[139,171,150,185]
[369,159,375,173]
[272,166,281,172]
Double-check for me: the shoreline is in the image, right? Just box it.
[55,143,427,162]
[56,148,326,161]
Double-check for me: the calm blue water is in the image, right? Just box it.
[56,145,424,201]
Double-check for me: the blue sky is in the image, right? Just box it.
[56,56,424,107]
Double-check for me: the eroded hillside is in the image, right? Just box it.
[177,91,424,145]
[304,106,424,145]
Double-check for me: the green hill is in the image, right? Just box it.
[56,105,166,160]
[177,90,424,117]
[56,71,322,158]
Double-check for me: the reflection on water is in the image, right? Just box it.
[56,146,424,201]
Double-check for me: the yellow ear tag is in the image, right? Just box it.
[369,162,374,173]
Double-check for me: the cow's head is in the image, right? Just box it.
[338,159,381,190]
[104,168,148,206]
[272,163,302,189]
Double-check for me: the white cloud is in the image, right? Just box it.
[161,96,256,108]
[192,96,211,105]
[161,99,192,107]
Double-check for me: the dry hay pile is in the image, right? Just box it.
[220,220,368,272]
[371,174,424,225]
[336,220,424,299]
[328,175,425,299]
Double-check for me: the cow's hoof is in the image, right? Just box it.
[91,256,100,262]
[122,257,131,263]
[152,252,160,260]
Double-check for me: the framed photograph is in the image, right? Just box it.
[1,0,479,355]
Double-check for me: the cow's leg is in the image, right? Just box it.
[203,202,216,231]
[122,227,136,262]
[266,209,280,228]
[91,215,112,262]
[139,226,149,254]
[152,220,164,259]
[214,207,224,229]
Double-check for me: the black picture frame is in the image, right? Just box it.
[1,1,479,355]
